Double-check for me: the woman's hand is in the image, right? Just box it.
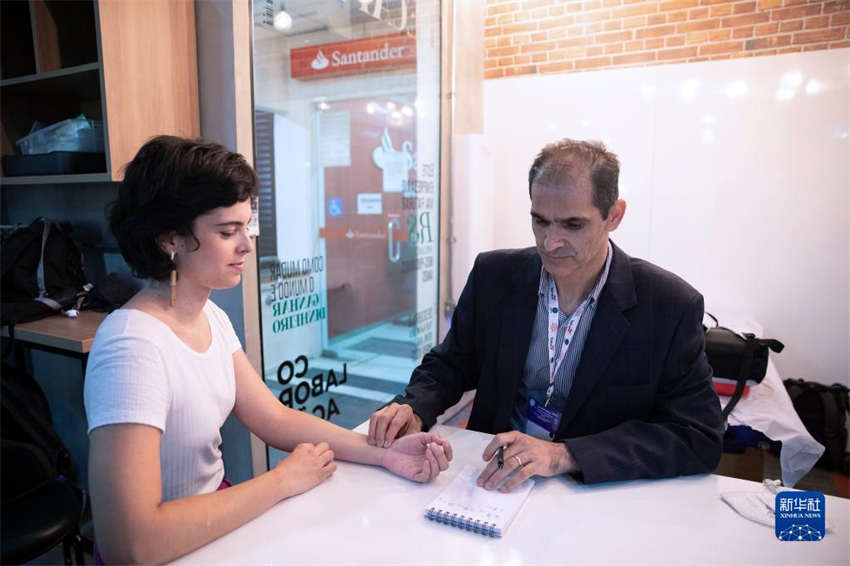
[274,442,337,498]
[380,433,453,482]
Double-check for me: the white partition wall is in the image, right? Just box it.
[474,48,849,386]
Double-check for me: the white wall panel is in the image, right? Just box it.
[450,134,493,302]
[476,49,849,386]
[482,64,659,258]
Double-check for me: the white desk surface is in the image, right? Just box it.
[170,426,848,565]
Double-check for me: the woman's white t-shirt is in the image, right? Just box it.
[84,301,242,502]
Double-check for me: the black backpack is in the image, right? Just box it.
[1,363,77,501]
[783,379,850,475]
[703,313,784,421]
[0,218,89,327]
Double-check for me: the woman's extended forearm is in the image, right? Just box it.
[265,406,386,466]
[98,469,285,565]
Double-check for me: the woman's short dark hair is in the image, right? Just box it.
[528,138,620,218]
[109,135,258,280]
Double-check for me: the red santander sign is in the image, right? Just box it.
[290,34,416,80]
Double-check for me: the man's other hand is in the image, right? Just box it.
[476,431,578,492]
[368,403,423,447]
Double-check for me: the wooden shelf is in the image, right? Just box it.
[0,63,103,171]
[0,172,111,186]
[0,62,99,88]
[1,309,107,354]
[0,0,198,182]
[0,64,100,102]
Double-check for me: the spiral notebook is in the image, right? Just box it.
[424,465,535,538]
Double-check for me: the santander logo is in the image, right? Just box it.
[291,34,415,79]
[312,43,405,71]
[311,50,330,70]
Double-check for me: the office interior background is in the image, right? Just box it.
[0,0,847,546]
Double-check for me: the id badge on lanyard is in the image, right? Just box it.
[526,397,562,439]
[545,278,589,406]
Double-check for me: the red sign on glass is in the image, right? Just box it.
[290,33,416,80]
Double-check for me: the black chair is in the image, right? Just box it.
[1,440,86,565]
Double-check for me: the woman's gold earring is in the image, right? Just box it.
[170,251,177,307]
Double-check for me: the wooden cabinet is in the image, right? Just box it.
[0,0,199,184]
[96,0,199,181]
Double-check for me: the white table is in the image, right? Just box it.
[170,426,849,565]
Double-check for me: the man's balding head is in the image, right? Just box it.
[528,139,620,219]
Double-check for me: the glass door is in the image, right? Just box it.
[251,0,441,467]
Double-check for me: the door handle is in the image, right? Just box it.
[387,218,401,263]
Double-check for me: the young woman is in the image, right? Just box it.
[84,136,452,564]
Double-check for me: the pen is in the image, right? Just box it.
[496,445,504,469]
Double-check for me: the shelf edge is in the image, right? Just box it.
[0,62,101,87]
[0,172,112,185]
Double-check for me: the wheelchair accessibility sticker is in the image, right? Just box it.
[775,491,825,541]
[328,198,343,217]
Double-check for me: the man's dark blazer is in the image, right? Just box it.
[394,242,723,484]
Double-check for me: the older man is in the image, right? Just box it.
[369,139,722,489]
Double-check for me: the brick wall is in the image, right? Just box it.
[484,0,850,78]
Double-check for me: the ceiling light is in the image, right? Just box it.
[274,10,292,31]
